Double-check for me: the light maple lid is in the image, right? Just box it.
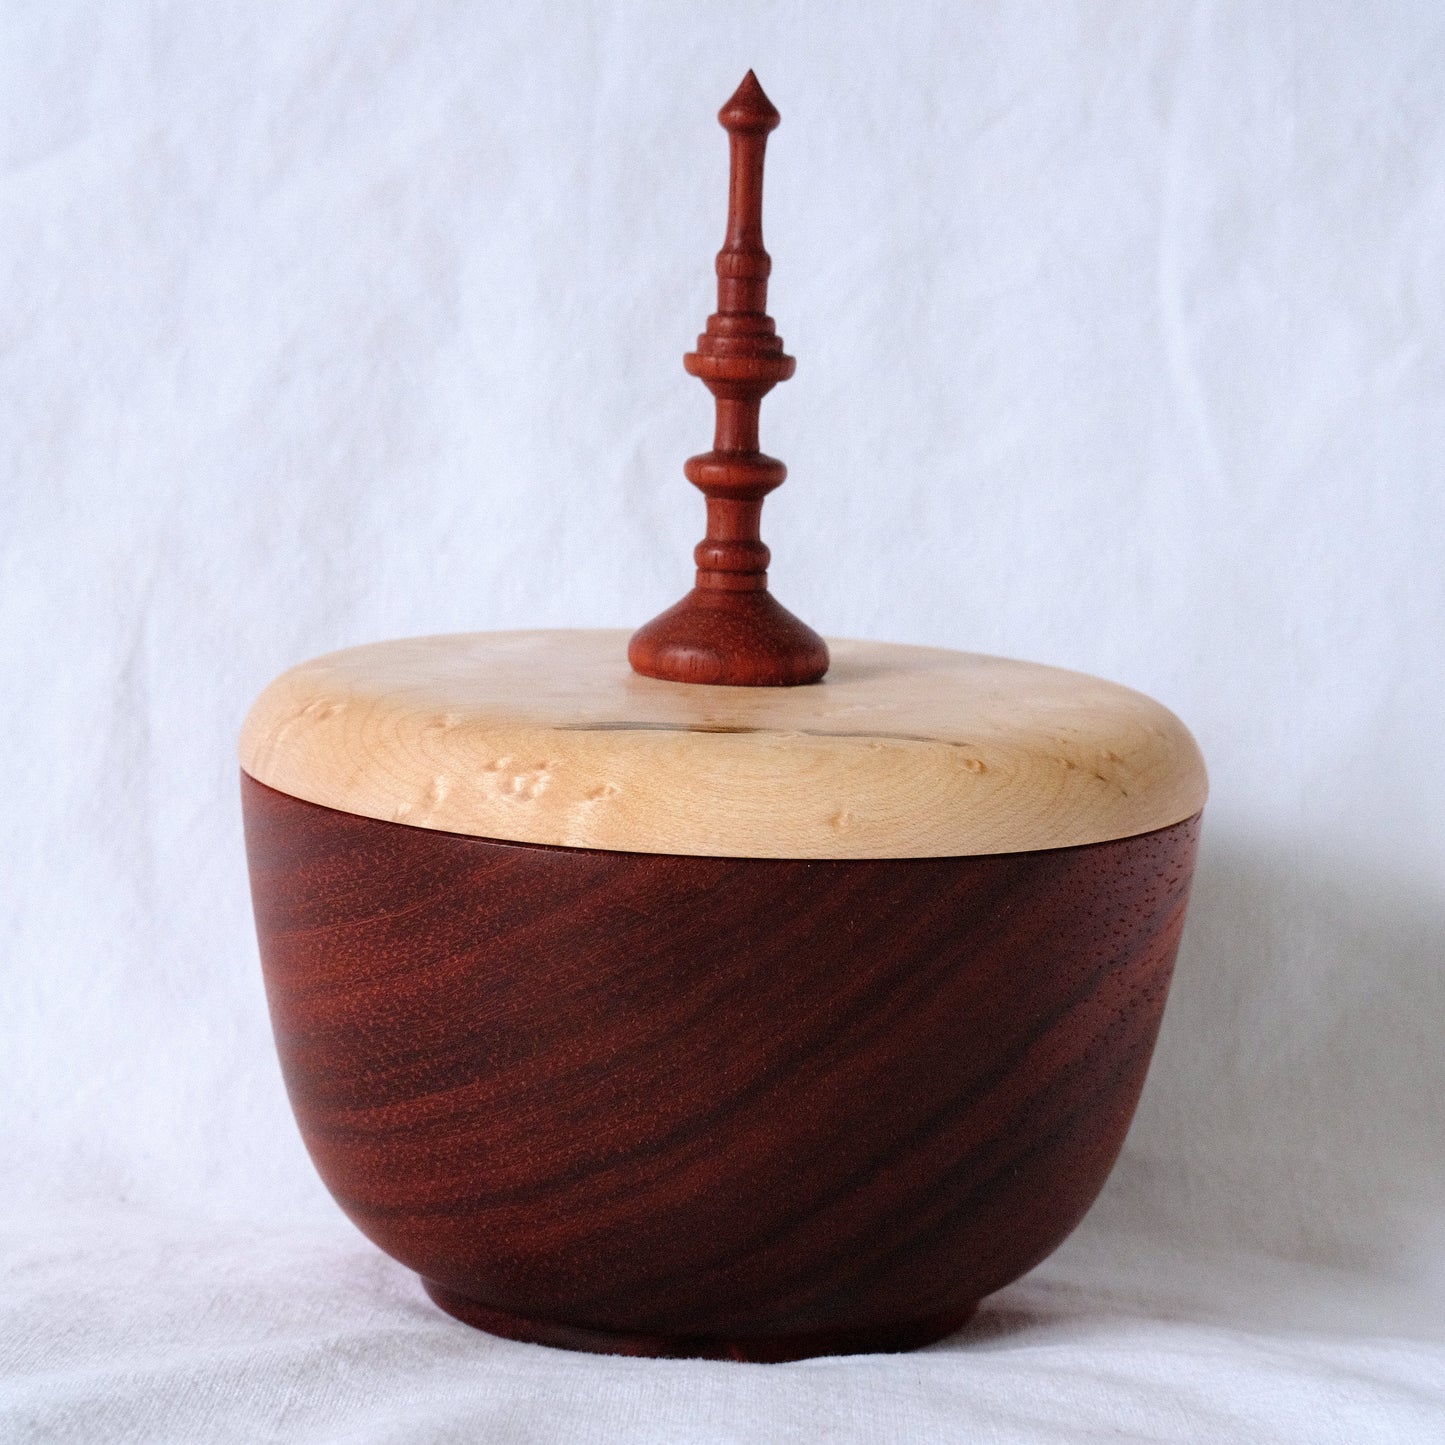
[239,629,1206,860]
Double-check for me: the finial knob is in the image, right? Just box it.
[628,72,829,687]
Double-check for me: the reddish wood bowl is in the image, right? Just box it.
[242,771,1199,1362]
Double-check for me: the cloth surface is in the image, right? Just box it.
[3,2,1443,1441]
[5,1212,1443,1444]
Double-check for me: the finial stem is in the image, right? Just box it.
[628,72,828,688]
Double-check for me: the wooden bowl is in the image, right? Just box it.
[240,630,1205,1361]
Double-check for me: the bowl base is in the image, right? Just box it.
[422,1279,977,1362]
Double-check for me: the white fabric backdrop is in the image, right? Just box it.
[3,2,1443,1440]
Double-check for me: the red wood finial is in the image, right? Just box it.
[629,72,829,687]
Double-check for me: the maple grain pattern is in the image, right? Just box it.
[243,773,1200,1361]
[239,631,1208,860]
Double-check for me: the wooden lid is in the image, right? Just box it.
[239,629,1206,859]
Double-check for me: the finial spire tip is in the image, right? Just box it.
[719,70,780,132]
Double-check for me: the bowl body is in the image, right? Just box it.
[242,771,1199,1361]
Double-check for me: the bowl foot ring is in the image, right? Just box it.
[422,1279,977,1362]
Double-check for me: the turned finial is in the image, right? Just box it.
[628,72,829,687]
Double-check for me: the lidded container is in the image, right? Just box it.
[241,74,1206,1363]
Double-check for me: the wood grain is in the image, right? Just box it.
[243,773,1200,1361]
[239,630,1207,858]
[629,71,828,687]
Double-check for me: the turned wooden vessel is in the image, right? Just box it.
[240,76,1206,1363]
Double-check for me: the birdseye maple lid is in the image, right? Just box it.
[239,629,1205,860]
[239,76,1206,860]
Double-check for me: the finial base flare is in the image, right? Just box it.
[629,589,829,687]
